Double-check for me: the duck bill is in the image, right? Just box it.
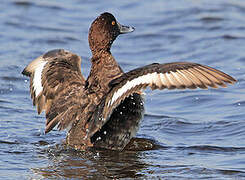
[117,22,135,34]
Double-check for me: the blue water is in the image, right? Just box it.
[1,0,245,179]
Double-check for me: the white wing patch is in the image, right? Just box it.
[107,64,236,108]
[109,73,156,107]
[33,61,47,97]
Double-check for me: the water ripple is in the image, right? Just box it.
[200,16,225,23]
[0,0,244,179]
[178,145,245,153]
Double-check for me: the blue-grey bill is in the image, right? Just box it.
[117,22,135,34]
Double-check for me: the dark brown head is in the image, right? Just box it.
[88,12,134,55]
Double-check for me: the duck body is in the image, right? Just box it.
[22,12,236,151]
[65,49,144,150]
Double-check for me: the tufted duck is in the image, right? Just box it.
[22,12,236,151]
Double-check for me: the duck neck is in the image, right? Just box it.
[86,50,123,98]
[91,49,111,61]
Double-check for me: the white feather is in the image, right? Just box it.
[159,73,167,85]
[109,73,155,107]
[170,71,181,84]
[33,61,47,97]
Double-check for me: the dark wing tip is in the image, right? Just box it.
[229,76,237,83]
[44,128,50,134]
[22,68,31,77]
[45,121,56,134]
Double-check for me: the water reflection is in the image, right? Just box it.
[32,139,158,179]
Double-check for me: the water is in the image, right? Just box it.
[1,0,245,179]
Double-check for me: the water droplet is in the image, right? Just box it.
[24,80,28,83]
[103,131,107,135]
[238,103,241,106]
[83,135,88,140]
[120,111,122,115]
[96,136,101,141]
[9,88,13,91]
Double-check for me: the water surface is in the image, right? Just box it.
[1,0,245,179]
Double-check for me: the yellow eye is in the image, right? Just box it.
[111,21,116,26]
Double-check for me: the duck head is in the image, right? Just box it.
[88,12,135,55]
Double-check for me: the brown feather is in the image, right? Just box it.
[22,49,86,133]
[87,62,236,138]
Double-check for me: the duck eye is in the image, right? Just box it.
[111,21,116,26]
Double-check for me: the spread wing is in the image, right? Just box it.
[86,62,237,137]
[22,49,86,133]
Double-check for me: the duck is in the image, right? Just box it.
[22,12,236,151]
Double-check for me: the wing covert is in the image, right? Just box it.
[22,49,86,133]
[86,62,236,138]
